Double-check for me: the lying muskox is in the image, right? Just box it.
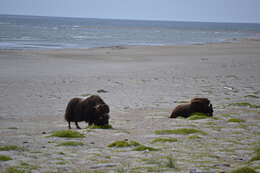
[170,98,213,118]
[64,95,110,129]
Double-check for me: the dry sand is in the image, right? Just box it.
[0,39,260,173]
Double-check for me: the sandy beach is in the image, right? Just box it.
[0,39,260,173]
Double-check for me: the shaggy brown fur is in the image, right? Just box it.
[170,98,213,118]
[64,95,110,129]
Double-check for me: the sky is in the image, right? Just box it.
[0,0,260,23]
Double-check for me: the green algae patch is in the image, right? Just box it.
[57,141,84,146]
[250,155,260,162]
[188,135,202,140]
[245,95,259,99]
[229,167,257,173]
[0,155,12,161]
[220,113,231,117]
[88,124,113,129]
[188,113,210,120]
[3,167,26,173]
[0,145,24,151]
[155,128,207,135]
[108,140,140,148]
[50,130,84,138]
[133,145,159,151]
[151,137,178,143]
[227,118,245,123]
[249,146,260,162]
[228,102,260,108]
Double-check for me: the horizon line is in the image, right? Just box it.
[1,13,260,25]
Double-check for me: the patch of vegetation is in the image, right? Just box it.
[0,155,12,161]
[70,171,105,173]
[3,167,27,173]
[133,145,159,151]
[229,167,257,173]
[88,124,113,129]
[56,161,67,165]
[108,140,140,148]
[228,102,260,108]
[188,112,210,120]
[0,145,24,151]
[245,95,259,99]
[250,155,260,162]
[57,141,84,146]
[188,135,202,140]
[49,130,84,138]
[18,162,38,171]
[151,137,178,143]
[7,127,18,130]
[164,155,177,169]
[249,146,260,162]
[227,118,245,123]
[220,113,231,117]
[154,128,207,135]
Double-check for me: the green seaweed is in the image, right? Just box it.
[50,130,84,138]
[57,141,84,146]
[188,113,210,120]
[0,155,12,161]
[228,102,260,108]
[164,155,177,169]
[3,167,27,173]
[230,167,257,173]
[245,95,259,99]
[88,124,113,129]
[0,145,24,151]
[108,140,140,148]
[250,155,260,162]
[188,135,202,139]
[228,118,245,123]
[133,145,159,151]
[151,137,178,143]
[155,128,207,135]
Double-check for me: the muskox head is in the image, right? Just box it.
[93,104,110,126]
[190,98,213,116]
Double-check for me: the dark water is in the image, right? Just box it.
[0,14,260,49]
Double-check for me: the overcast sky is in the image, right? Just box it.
[0,0,260,23]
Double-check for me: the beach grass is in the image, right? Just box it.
[188,112,210,120]
[0,155,12,161]
[2,167,26,173]
[227,118,245,123]
[154,128,207,135]
[88,124,113,129]
[50,130,84,138]
[133,145,159,151]
[0,145,24,151]
[151,137,178,143]
[229,167,257,173]
[108,140,140,148]
[228,102,260,108]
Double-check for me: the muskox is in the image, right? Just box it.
[64,95,110,129]
[170,98,213,118]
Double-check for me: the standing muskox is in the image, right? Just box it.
[64,95,110,129]
[170,98,213,118]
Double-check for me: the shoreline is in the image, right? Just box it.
[1,37,260,52]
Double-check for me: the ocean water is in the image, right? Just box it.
[0,14,260,49]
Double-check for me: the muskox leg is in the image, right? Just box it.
[68,121,71,129]
[75,122,81,129]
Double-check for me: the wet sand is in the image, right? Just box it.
[0,39,260,173]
